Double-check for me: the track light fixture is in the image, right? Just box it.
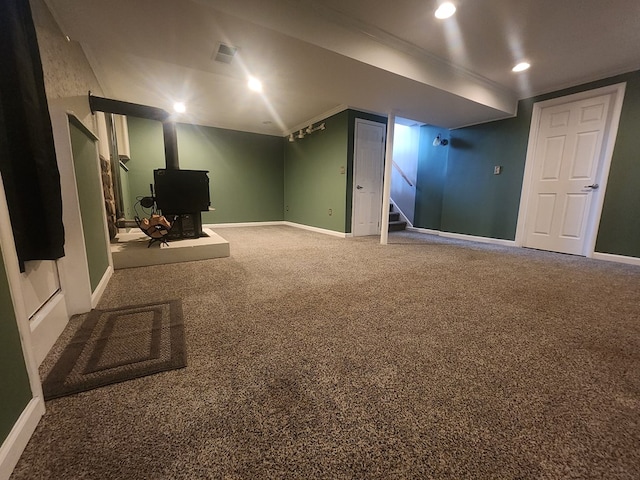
[288,122,326,142]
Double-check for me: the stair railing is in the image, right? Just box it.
[392,161,413,187]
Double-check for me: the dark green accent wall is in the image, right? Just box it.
[427,69,640,256]
[70,120,110,291]
[126,117,284,224]
[0,245,32,444]
[442,113,529,240]
[284,111,349,232]
[414,125,449,230]
[594,73,640,257]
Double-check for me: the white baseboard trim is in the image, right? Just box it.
[439,231,516,247]
[91,265,113,309]
[283,222,347,238]
[592,251,640,266]
[0,397,45,480]
[29,292,69,366]
[204,221,286,228]
[406,226,441,235]
[205,221,348,238]
[406,227,516,247]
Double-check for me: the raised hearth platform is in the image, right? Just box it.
[111,228,229,269]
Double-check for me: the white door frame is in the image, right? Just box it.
[0,174,46,480]
[351,118,386,236]
[515,82,626,257]
[52,110,113,315]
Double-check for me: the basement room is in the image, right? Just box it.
[1,1,639,478]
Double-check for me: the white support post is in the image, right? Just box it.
[380,113,396,245]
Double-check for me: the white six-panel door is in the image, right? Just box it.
[352,119,386,236]
[523,93,613,255]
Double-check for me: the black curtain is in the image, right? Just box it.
[0,0,65,271]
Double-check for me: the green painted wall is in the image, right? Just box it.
[124,117,166,213]
[0,245,32,444]
[436,69,640,256]
[284,111,349,232]
[414,125,449,230]
[127,111,389,234]
[442,114,529,240]
[283,110,387,234]
[70,120,110,292]
[126,117,284,224]
[177,124,284,224]
[594,73,640,257]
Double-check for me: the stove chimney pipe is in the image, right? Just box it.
[88,93,179,169]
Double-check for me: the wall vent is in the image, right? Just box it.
[213,43,238,64]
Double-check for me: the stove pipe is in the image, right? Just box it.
[88,93,179,169]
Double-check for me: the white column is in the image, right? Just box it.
[380,113,396,245]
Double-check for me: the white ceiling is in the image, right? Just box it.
[45,0,640,136]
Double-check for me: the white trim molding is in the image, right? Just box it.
[28,291,68,366]
[205,221,348,238]
[51,109,93,315]
[91,265,113,309]
[0,175,46,480]
[0,398,45,480]
[205,221,286,229]
[406,227,516,247]
[439,231,516,247]
[283,222,347,238]
[406,226,442,236]
[592,252,640,267]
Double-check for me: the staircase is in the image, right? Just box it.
[388,204,407,231]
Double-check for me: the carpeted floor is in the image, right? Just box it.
[11,226,640,479]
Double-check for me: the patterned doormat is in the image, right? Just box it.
[42,300,187,400]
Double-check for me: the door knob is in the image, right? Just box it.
[356,185,364,189]
[584,183,599,190]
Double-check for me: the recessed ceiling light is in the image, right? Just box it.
[435,2,456,19]
[248,76,263,92]
[512,62,531,72]
[173,102,186,113]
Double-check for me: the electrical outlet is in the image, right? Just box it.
[494,165,502,175]
[340,166,345,174]
[328,208,333,216]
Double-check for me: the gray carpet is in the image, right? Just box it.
[12,226,640,479]
[42,300,186,400]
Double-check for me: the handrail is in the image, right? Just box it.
[392,161,414,187]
